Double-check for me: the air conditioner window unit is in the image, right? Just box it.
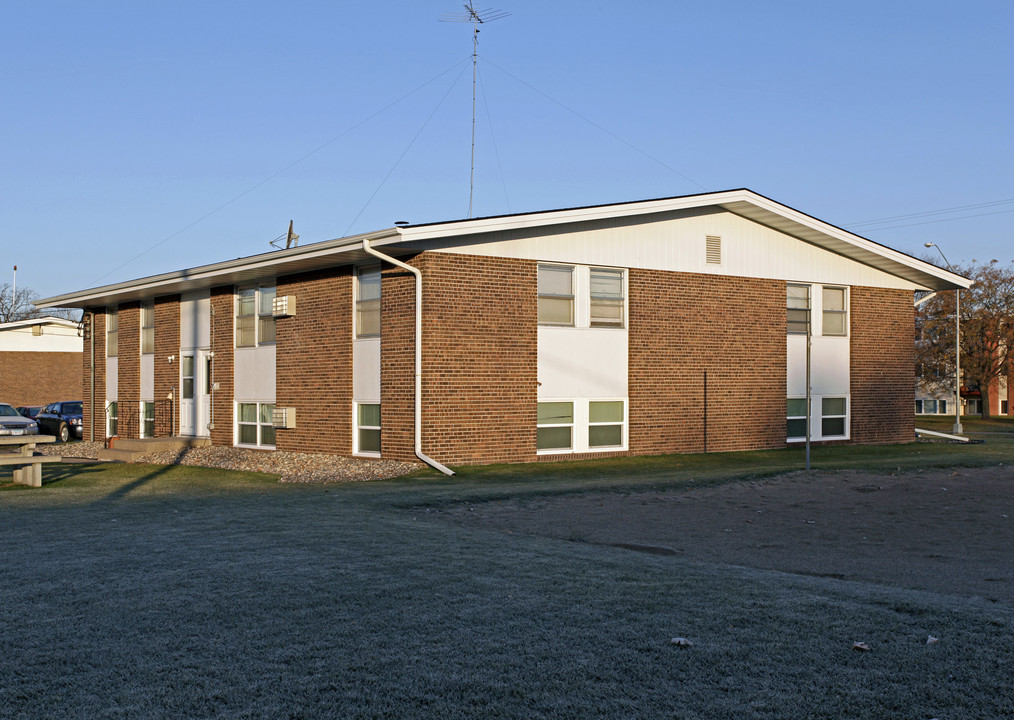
[272,407,296,429]
[272,295,296,317]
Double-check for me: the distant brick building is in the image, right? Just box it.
[0,317,83,408]
[39,189,969,469]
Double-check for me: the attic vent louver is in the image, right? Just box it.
[705,235,722,264]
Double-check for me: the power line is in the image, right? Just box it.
[851,206,1014,234]
[846,197,1014,229]
[89,56,472,287]
[480,55,708,192]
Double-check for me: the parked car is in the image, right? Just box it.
[35,401,83,442]
[0,403,40,436]
[16,406,43,420]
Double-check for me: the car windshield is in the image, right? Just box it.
[63,402,83,415]
[0,404,21,417]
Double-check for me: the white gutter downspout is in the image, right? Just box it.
[362,238,455,476]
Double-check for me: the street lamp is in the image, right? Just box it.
[924,242,963,434]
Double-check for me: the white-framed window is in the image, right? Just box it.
[787,398,807,440]
[589,268,624,328]
[141,401,155,438]
[821,397,847,437]
[106,307,118,357]
[787,285,810,334]
[106,401,118,437]
[965,398,981,415]
[355,403,381,455]
[140,301,155,354]
[181,355,195,402]
[822,287,848,336]
[588,400,625,448]
[236,285,276,348]
[538,265,574,326]
[537,401,574,451]
[1002,400,1009,415]
[237,402,276,448]
[356,266,381,338]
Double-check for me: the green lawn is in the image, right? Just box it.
[1,442,1012,719]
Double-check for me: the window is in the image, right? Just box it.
[821,397,847,437]
[356,403,381,454]
[237,402,276,447]
[589,268,624,327]
[106,308,118,357]
[106,401,118,437]
[787,285,809,334]
[140,301,154,354]
[537,402,573,450]
[822,287,847,336]
[355,266,381,338]
[1003,400,1009,415]
[589,401,624,448]
[236,285,276,347]
[141,401,155,438]
[787,398,807,439]
[538,265,574,326]
[181,356,195,401]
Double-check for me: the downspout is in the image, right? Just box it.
[362,238,455,476]
[87,310,95,442]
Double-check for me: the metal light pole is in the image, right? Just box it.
[925,243,963,434]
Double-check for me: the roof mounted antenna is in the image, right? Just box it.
[270,220,300,250]
[440,2,510,218]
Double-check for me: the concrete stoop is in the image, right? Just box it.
[96,436,212,463]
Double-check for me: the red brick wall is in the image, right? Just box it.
[154,295,181,436]
[628,270,787,454]
[275,267,353,453]
[117,302,141,439]
[209,287,235,446]
[851,286,914,444]
[0,352,81,408]
[81,310,106,441]
[380,263,417,461]
[411,252,538,465]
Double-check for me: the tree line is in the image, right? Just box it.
[0,283,81,324]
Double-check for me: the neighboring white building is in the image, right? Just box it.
[0,316,83,408]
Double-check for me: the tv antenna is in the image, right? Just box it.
[440,2,510,218]
[270,220,299,250]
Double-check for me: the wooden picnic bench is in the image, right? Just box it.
[0,435,61,487]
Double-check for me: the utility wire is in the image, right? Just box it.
[852,206,1014,233]
[341,61,470,238]
[846,197,1014,229]
[480,55,708,192]
[89,55,473,287]
[477,63,511,214]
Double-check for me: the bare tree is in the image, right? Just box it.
[0,283,81,323]
[916,260,1014,418]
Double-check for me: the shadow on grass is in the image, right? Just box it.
[34,448,193,504]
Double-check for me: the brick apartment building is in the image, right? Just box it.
[0,316,82,408]
[38,189,970,471]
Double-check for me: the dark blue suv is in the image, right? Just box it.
[36,401,84,442]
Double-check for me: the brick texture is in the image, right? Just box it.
[154,294,181,436]
[381,252,539,465]
[851,286,914,444]
[275,267,353,453]
[117,302,141,439]
[81,310,106,441]
[628,269,787,454]
[209,287,235,446]
[0,352,81,408]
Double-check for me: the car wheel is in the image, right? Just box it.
[58,422,70,443]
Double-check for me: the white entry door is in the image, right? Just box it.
[180,349,212,437]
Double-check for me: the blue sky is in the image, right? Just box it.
[4,0,1013,300]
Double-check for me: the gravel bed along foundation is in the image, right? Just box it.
[35,441,421,483]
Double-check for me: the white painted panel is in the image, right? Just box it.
[787,336,850,396]
[353,338,381,403]
[0,326,83,352]
[106,357,118,399]
[414,210,922,290]
[234,346,276,402]
[141,354,154,401]
[538,327,627,399]
[180,290,211,350]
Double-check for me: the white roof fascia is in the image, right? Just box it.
[38,229,399,308]
[0,317,81,332]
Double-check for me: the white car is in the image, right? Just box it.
[0,403,40,436]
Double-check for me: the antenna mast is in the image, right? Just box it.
[441,2,509,218]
